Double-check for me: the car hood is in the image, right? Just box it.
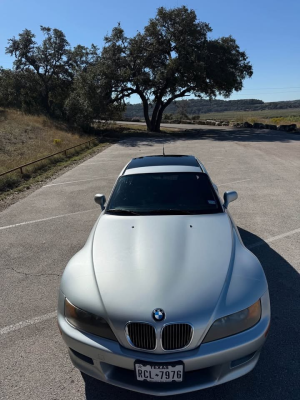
[92,213,234,347]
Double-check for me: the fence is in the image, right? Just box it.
[0,138,99,178]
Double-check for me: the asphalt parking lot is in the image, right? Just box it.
[0,126,299,400]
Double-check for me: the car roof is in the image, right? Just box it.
[122,155,204,176]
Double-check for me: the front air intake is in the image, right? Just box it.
[126,322,156,350]
[161,323,193,350]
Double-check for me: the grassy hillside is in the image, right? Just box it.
[124,105,300,127]
[185,109,300,126]
[186,108,300,122]
[0,109,92,173]
[125,98,300,119]
[0,109,104,194]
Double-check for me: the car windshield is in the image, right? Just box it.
[106,172,222,215]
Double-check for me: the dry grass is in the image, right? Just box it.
[192,108,300,127]
[0,108,103,193]
[0,141,109,201]
[234,115,300,127]
[0,108,92,173]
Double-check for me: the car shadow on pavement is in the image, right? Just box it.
[115,128,300,147]
[82,227,300,400]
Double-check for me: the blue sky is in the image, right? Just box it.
[1,0,299,103]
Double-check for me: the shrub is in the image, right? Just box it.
[64,94,93,131]
[162,113,172,121]
[271,117,285,125]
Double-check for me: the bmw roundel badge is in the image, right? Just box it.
[152,308,165,321]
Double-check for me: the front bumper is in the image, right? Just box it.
[58,291,270,396]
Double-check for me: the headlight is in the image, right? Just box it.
[203,299,261,343]
[64,298,117,341]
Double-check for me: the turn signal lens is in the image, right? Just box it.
[203,299,261,343]
[64,298,117,341]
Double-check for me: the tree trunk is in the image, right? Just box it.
[139,93,152,131]
[140,89,191,132]
[143,102,164,133]
[150,100,161,131]
[147,118,158,132]
[154,105,165,132]
[139,94,163,132]
[42,87,51,114]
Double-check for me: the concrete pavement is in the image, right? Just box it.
[0,127,299,399]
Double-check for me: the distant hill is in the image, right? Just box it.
[124,99,300,119]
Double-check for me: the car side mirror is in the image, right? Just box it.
[94,194,106,210]
[223,191,238,209]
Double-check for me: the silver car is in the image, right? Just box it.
[57,155,270,396]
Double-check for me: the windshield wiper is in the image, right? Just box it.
[106,208,141,215]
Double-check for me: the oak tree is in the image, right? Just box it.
[101,6,253,132]
[6,26,72,115]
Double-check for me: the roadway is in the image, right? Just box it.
[115,120,231,131]
[0,126,299,399]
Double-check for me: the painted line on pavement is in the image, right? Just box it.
[248,227,300,249]
[80,161,119,166]
[0,209,99,231]
[44,175,117,187]
[44,177,101,187]
[1,226,299,336]
[0,312,57,335]
[218,179,251,187]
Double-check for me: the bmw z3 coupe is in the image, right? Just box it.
[58,155,270,396]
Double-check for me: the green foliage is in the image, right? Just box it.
[100,6,253,131]
[0,68,44,113]
[64,91,94,131]
[5,26,73,116]
[162,113,172,121]
[1,6,256,132]
[192,115,202,120]
[2,26,118,127]
[64,63,123,130]
[70,44,100,74]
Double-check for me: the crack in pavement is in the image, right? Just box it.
[4,267,61,278]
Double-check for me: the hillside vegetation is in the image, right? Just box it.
[125,98,300,119]
[186,108,300,121]
[0,109,104,193]
[0,109,92,173]
[180,108,300,127]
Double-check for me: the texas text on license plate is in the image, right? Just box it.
[135,361,184,382]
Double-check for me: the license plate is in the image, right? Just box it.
[135,361,184,382]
